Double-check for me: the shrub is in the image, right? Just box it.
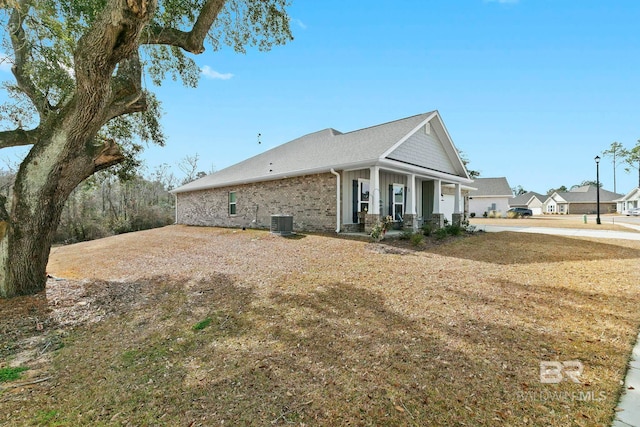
[370,223,384,241]
[399,230,413,240]
[434,227,449,240]
[446,224,463,236]
[506,211,522,219]
[410,232,424,246]
[470,212,476,218]
[370,215,394,241]
[483,211,488,218]
[421,223,433,236]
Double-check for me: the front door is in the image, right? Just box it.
[422,181,434,220]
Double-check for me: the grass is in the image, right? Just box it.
[192,317,212,331]
[1,225,640,426]
[0,366,28,382]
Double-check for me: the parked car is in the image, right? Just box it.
[626,207,640,216]
[507,207,533,217]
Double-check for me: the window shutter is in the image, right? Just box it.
[388,185,393,216]
[352,180,358,223]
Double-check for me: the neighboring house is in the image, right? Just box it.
[468,177,512,217]
[543,185,623,214]
[509,192,546,216]
[170,111,474,233]
[615,187,640,214]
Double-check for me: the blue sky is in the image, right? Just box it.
[5,0,640,195]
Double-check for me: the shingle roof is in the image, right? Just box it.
[615,187,640,201]
[469,177,512,197]
[510,191,546,205]
[172,111,468,193]
[552,185,623,203]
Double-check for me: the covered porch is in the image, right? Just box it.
[340,163,471,233]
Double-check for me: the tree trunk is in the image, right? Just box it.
[0,0,156,298]
[0,126,99,297]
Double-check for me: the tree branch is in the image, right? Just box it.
[75,0,156,96]
[9,0,53,120]
[105,52,147,120]
[93,138,125,172]
[142,0,225,53]
[0,128,39,149]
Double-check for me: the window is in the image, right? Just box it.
[229,191,237,215]
[393,183,404,221]
[358,179,370,213]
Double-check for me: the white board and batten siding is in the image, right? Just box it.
[387,126,457,174]
[342,169,369,223]
[342,170,412,224]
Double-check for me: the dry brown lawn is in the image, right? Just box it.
[1,225,640,426]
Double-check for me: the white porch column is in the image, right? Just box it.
[406,174,416,215]
[433,179,441,213]
[370,166,380,215]
[454,183,462,213]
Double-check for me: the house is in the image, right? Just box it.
[615,187,640,214]
[170,111,474,233]
[543,185,623,214]
[468,177,512,217]
[509,192,546,216]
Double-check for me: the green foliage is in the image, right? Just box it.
[193,317,212,331]
[421,222,433,236]
[445,224,463,236]
[547,186,567,195]
[512,185,527,196]
[434,227,449,240]
[54,171,174,244]
[0,366,28,382]
[369,215,393,241]
[409,232,424,246]
[207,0,293,53]
[34,410,61,425]
[0,0,294,169]
[623,140,640,187]
[399,230,412,240]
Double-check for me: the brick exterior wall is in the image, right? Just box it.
[176,173,338,233]
[567,202,617,215]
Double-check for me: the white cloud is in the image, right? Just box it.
[292,18,307,30]
[201,66,233,80]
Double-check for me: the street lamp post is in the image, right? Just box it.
[595,155,601,225]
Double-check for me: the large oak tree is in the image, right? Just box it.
[0,0,292,297]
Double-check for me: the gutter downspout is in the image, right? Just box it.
[330,168,341,233]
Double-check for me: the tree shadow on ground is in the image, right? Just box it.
[385,231,640,265]
[2,273,632,426]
